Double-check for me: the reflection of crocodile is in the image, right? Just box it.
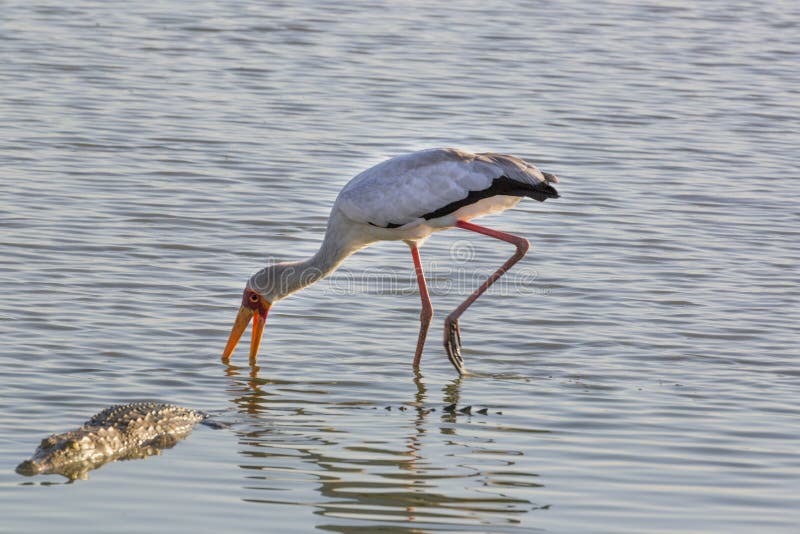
[16,402,216,481]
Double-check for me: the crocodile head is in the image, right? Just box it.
[16,431,103,480]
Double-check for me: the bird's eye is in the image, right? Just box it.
[249,293,259,303]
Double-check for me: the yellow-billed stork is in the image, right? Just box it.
[222,148,559,374]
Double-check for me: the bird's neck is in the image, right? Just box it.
[250,209,371,302]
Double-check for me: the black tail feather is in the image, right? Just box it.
[420,176,559,222]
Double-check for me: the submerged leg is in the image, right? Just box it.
[410,244,433,368]
[444,220,530,374]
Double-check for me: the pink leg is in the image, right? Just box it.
[410,244,433,368]
[444,220,530,374]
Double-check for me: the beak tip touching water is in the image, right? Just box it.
[222,303,270,363]
[249,311,266,361]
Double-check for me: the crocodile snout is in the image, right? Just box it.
[15,459,42,476]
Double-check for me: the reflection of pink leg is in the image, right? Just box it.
[444,220,530,374]
[410,244,433,368]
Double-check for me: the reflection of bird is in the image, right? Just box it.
[222,148,559,374]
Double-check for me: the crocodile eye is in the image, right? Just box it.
[67,440,79,450]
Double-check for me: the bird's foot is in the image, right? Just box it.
[444,317,465,375]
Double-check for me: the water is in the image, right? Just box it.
[1,0,799,532]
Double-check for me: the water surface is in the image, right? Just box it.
[1,1,799,532]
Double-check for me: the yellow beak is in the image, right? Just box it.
[222,303,270,363]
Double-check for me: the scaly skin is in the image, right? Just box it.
[16,402,208,481]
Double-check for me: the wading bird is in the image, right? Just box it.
[222,148,559,374]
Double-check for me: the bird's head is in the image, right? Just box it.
[221,261,321,362]
[221,284,272,363]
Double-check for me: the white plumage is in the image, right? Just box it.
[336,147,552,230]
[222,147,560,375]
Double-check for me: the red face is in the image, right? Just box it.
[242,288,270,318]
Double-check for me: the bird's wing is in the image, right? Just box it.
[335,148,549,228]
